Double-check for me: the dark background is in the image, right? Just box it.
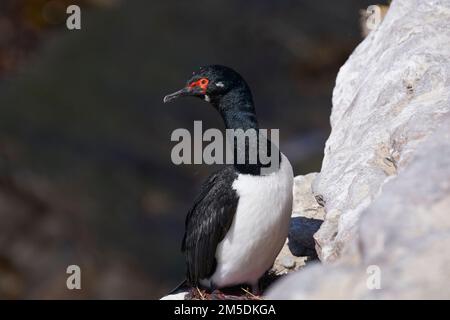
[0,0,387,298]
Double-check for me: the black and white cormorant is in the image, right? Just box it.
[163,65,293,294]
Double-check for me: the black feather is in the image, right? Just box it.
[182,165,239,285]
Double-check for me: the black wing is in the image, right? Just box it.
[182,166,239,285]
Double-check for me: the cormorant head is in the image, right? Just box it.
[163,65,250,106]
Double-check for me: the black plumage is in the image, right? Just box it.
[182,166,239,284]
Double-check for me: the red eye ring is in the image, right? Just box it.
[189,78,209,93]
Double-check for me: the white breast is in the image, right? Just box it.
[204,153,293,288]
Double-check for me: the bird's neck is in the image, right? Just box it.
[216,87,258,131]
[213,88,280,175]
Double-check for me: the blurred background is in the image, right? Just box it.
[0,0,388,299]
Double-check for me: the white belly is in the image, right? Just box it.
[204,153,293,288]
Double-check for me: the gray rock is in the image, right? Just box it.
[290,173,325,257]
[273,173,324,274]
[312,0,450,262]
[292,173,324,218]
[267,0,450,299]
[267,118,450,299]
[273,243,308,275]
[279,255,296,269]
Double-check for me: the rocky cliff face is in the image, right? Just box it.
[268,0,450,299]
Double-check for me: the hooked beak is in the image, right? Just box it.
[163,87,192,103]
